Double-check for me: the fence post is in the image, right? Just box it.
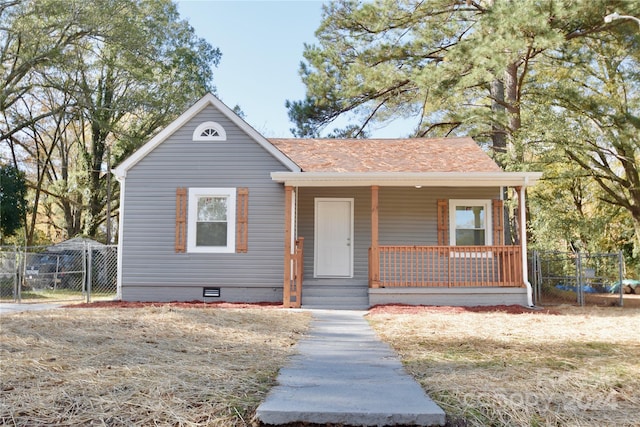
[575,252,583,307]
[86,244,92,303]
[18,245,25,304]
[617,251,624,307]
[12,245,18,302]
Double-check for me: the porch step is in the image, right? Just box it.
[302,282,369,310]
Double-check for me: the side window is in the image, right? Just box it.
[187,188,236,253]
[449,200,492,246]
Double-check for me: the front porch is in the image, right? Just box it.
[280,184,532,309]
[284,241,527,309]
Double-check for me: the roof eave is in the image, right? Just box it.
[270,171,543,187]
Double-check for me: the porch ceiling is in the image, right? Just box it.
[270,171,543,188]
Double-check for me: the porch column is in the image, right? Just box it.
[370,185,380,288]
[517,186,534,307]
[283,186,293,307]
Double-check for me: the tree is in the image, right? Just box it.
[2,0,221,243]
[0,0,106,141]
[526,24,640,255]
[0,164,27,242]
[287,0,631,159]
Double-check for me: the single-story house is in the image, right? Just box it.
[113,93,542,308]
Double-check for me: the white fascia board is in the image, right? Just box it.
[112,93,300,179]
[270,171,543,188]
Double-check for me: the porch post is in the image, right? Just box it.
[371,185,380,288]
[517,185,534,307]
[283,186,293,307]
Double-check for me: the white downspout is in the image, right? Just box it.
[115,173,126,300]
[520,183,534,307]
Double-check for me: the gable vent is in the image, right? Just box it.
[203,287,221,298]
[193,121,226,141]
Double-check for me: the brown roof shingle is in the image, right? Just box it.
[268,137,502,173]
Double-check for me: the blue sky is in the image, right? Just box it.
[176,0,327,137]
[176,0,410,138]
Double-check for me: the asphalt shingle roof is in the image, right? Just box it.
[268,137,502,173]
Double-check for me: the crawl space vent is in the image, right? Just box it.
[203,287,221,298]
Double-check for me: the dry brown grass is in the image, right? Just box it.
[368,305,640,426]
[0,306,310,426]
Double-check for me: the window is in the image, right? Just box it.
[449,200,492,246]
[192,121,226,141]
[187,188,236,253]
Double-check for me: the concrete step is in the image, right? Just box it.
[302,300,369,310]
[301,282,370,309]
[302,287,369,310]
[302,286,368,298]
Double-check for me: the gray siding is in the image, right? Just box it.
[296,186,501,281]
[121,106,290,302]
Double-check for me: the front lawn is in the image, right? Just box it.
[3,303,637,426]
[368,305,640,426]
[0,305,310,426]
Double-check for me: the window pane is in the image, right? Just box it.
[196,222,227,246]
[197,197,227,221]
[455,206,485,229]
[456,229,485,246]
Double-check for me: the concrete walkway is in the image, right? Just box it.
[256,310,445,426]
[0,302,63,315]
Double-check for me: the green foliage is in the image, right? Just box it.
[1,0,221,243]
[289,0,629,140]
[0,164,27,241]
[524,23,640,262]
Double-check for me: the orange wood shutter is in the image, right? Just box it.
[437,199,449,245]
[492,199,504,245]
[175,188,187,253]
[236,188,249,253]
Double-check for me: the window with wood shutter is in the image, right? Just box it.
[175,188,187,253]
[177,187,247,254]
[448,199,493,246]
[492,199,504,245]
[443,199,504,246]
[437,199,449,245]
[186,188,236,253]
[236,188,248,253]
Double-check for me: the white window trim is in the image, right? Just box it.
[449,199,492,246]
[187,188,236,253]
[192,121,227,141]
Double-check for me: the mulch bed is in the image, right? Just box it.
[63,300,284,309]
[369,304,560,315]
[65,300,561,315]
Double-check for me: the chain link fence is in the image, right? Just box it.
[0,243,118,303]
[532,250,626,307]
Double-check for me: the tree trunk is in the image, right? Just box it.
[87,124,106,237]
[504,62,522,163]
[490,78,507,159]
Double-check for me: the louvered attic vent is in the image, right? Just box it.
[203,287,221,298]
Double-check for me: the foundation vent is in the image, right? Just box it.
[203,287,221,298]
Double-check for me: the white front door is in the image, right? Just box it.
[315,198,353,277]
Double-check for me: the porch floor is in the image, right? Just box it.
[256,310,445,426]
